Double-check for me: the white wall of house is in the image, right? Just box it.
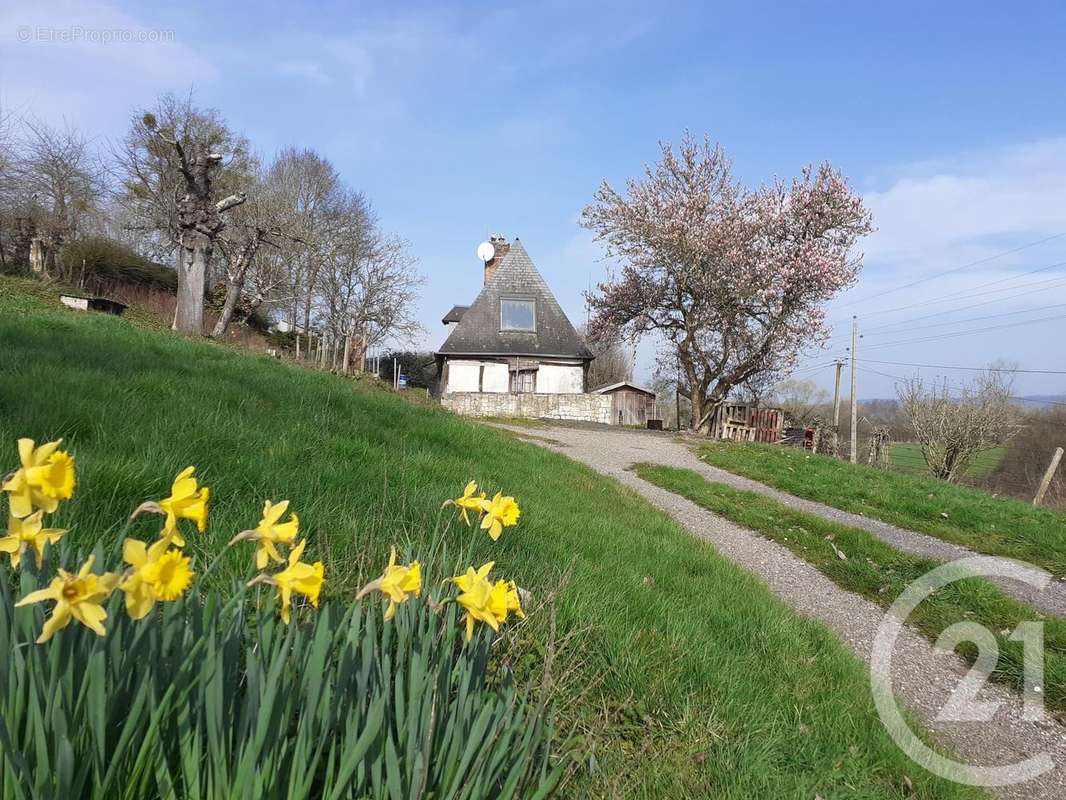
[482,363,509,392]
[445,360,481,392]
[445,359,509,393]
[537,363,584,393]
[444,359,584,394]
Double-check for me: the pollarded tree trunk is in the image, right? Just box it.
[175,232,212,334]
[167,141,245,335]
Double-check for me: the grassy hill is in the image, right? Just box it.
[0,276,980,799]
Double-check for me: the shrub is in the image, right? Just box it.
[61,238,178,293]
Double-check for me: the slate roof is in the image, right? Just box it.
[437,239,593,360]
[441,305,469,324]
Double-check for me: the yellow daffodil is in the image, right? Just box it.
[479,492,520,541]
[134,467,210,546]
[2,438,76,518]
[250,499,299,569]
[159,467,209,545]
[445,480,487,526]
[0,510,65,568]
[15,555,118,643]
[452,561,509,640]
[502,579,526,621]
[119,535,194,619]
[355,546,421,620]
[270,540,324,624]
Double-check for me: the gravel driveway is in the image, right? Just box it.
[495,423,1066,800]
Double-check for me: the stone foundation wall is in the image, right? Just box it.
[442,392,612,424]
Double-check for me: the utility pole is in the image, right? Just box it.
[675,354,682,432]
[849,317,859,464]
[830,359,845,457]
[832,360,844,427]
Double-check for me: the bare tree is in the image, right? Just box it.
[899,369,1020,482]
[314,194,423,366]
[0,109,19,269]
[581,326,633,389]
[210,156,309,339]
[772,378,830,426]
[265,147,344,334]
[12,118,104,278]
[116,94,251,334]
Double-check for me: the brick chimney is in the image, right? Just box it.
[484,235,510,285]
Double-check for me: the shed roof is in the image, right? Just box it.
[437,239,593,359]
[592,380,656,396]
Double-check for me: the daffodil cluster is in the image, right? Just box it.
[234,499,324,624]
[6,458,208,643]
[349,480,528,641]
[444,480,521,541]
[3,440,529,646]
[0,438,75,569]
[451,562,526,641]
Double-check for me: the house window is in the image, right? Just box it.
[500,299,535,331]
[510,369,536,393]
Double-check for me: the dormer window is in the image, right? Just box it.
[500,299,535,332]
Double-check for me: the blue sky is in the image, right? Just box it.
[4,1,1066,398]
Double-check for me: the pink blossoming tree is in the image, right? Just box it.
[582,133,873,432]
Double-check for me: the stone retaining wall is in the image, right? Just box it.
[442,392,612,424]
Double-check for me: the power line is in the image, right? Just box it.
[862,359,1066,375]
[826,258,1066,331]
[860,311,1066,351]
[791,360,838,377]
[836,231,1066,309]
[824,301,1066,347]
[859,302,1066,338]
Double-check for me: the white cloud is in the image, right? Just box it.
[861,138,1066,267]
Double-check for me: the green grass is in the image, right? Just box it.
[632,463,1066,715]
[697,440,1066,577]
[0,275,983,799]
[888,442,1004,479]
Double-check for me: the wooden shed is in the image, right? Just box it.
[593,381,658,426]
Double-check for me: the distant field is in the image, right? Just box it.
[889,442,1004,478]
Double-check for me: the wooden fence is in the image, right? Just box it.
[707,404,783,443]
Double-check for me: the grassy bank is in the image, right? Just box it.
[0,275,981,799]
[696,440,1066,577]
[633,463,1066,714]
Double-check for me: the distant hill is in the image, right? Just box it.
[1016,395,1066,409]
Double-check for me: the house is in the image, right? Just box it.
[437,236,611,423]
[593,381,658,426]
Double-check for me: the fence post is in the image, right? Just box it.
[1033,447,1064,507]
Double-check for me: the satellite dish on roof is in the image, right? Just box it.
[476,241,495,262]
